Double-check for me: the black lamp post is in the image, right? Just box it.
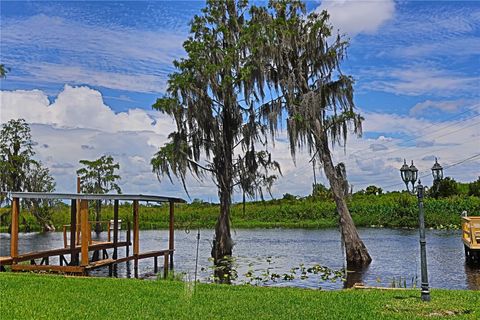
[400,158,443,302]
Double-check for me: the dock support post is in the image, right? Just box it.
[70,199,78,265]
[11,197,19,263]
[164,253,169,279]
[126,220,131,257]
[113,200,119,260]
[80,199,89,266]
[76,176,81,245]
[169,201,174,269]
[133,200,139,278]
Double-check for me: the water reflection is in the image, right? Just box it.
[465,263,480,290]
[1,228,479,290]
[344,265,370,289]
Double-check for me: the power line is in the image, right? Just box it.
[351,117,480,163]
[276,119,479,187]
[377,152,480,190]
[272,110,480,186]
[349,105,480,160]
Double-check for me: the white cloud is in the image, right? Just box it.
[11,64,168,94]
[1,86,479,200]
[1,14,186,93]
[394,37,480,58]
[369,143,388,151]
[0,85,175,133]
[1,14,185,66]
[363,67,480,97]
[316,0,395,36]
[409,99,468,116]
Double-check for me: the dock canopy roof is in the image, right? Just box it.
[7,192,185,203]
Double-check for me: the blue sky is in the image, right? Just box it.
[0,1,479,200]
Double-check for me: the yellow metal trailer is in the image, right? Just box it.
[462,216,480,264]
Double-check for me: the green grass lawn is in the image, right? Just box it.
[0,273,479,319]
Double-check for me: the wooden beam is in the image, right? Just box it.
[84,258,115,270]
[136,249,172,259]
[164,253,169,279]
[76,176,81,245]
[113,200,119,260]
[126,220,131,257]
[0,256,13,266]
[63,225,68,248]
[133,200,139,255]
[111,255,135,264]
[169,201,174,269]
[133,200,139,278]
[70,199,78,265]
[11,197,19,261]
[11,264,84,274]
[80,199,89,266]
[3,241,129,265]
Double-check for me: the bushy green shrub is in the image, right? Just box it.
[468,177,480,197]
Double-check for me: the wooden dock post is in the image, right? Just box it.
[126,220,131,257]
[11,197,19,262]
[164,253,169,279]
[70,199,78,265]
[80,199,89,266]
[133,200,139,278]
[76,176,81,245]
[113,200,119,260]
[169,201,174,269]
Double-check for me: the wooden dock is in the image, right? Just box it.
[0,192,184,277]
[462,216,480,264]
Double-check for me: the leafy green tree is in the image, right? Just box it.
[467,177,480,197]
[365,185,383,196]
[0,64,9,78]
[0,119,57,230]
[151,0,281,270]
[282,193,298,201]
[0,119,36,198]
[312,183,332,200]
[430,177,459,199]
[250,1,371,265]
[77,155,121,233]
[23,162,57,231]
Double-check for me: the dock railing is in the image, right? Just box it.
[62,220,124,248]
[462,216,480,249]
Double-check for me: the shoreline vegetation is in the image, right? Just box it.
[1,273,479,319]
[1,193,479,232]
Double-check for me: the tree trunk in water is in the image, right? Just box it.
[30,202,55,232]
[95,200,102,233]
[42,222,55,232]
[210,92,236,283]
[211,189,234,283]
[318,135,372,266]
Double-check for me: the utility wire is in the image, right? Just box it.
[349,105,480,160]
[274,115,479,184]
[351,118,479,163]
[377,153,480,190]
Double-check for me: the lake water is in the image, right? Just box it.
[1,228,479,290]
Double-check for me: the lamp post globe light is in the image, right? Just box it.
[431,158,443,181]
[399,158,443,302]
